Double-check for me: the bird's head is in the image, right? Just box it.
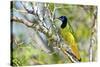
[58,16,68,29]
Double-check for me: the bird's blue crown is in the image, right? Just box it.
[58,16,68,29]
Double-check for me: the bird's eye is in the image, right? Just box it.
[62,17,64,21]
[61,17,64,21]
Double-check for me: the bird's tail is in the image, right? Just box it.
[70,43,81,61]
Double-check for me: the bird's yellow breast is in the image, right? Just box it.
[60,28,75,46]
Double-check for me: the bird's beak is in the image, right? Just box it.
[57,17,61,20]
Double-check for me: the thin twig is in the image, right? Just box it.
[89,7,97,62]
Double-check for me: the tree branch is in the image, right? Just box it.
[89,7,97,61]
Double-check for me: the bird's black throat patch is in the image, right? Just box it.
[58,16,68,29]
[61,22,67,29]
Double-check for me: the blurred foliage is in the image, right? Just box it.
[12,44,66,65]
[47,3,54,14]
[11,1,97,66]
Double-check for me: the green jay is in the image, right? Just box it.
[56,16,81,61]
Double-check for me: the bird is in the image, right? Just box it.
[56,16,81,61]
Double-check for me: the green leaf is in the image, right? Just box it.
[48,3,54,13]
